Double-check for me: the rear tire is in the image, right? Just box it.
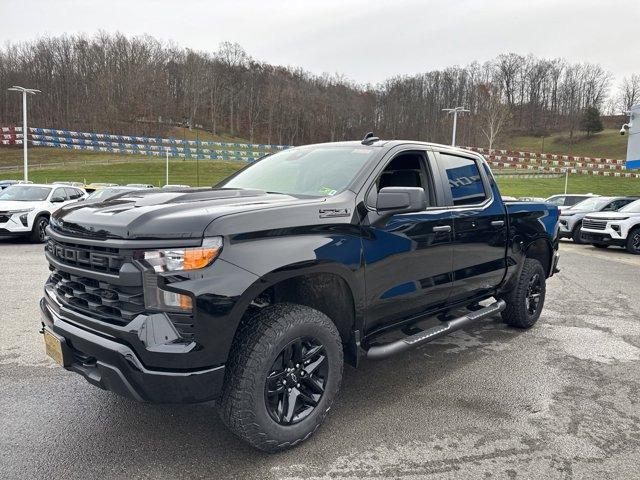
[571,222,584,244]
[218,303,343,452]
[501,258,546,329]
[625,227,640,255]
[592,243,609,249]
[29,215,49,243]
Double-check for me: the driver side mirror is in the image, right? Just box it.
[50,196,65,203]
[376,187,427,214]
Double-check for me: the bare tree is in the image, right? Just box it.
[477,84,509,150]
[619,74,640,113]
[0,33,626,147]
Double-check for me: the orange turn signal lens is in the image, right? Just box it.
[183,247,221,270]
[179,293,193,310]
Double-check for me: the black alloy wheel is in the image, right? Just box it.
[265,336,328,426]
[627,228,640,254]
[525,273,542,316]
[37,218,48,241]
[30,216,49,243]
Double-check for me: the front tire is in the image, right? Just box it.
[218,303,343,452]
[571,222,584,244]
[626,227,640,255]
[501,258,546,329]
[29,215,49,243]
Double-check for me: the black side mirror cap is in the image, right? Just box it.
[50,197,65,203]
[376,187,427,214]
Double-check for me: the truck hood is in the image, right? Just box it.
[0,200,45,211]
[51,188,320,240]
[559,209,590,217]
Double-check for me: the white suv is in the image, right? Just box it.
[0,184,86,242]
[581,199,640,254]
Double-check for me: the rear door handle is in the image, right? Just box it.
[432,225,452,233]
[491,220,505,227]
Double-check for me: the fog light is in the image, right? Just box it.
[160,290,193,310]
[143,271,193,313]
[19,214,28,226]
[611,224,621,233]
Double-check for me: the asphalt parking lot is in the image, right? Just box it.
[1,240,639,479]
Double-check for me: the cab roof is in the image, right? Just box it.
[291,139,478,156]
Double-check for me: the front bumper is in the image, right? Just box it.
[558,220,571,237]
[0,219,31,236]
[40,297,226,403]
[580,231,626,246]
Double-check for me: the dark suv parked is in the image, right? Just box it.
[40,137,559,451]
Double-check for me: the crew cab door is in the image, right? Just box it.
[361,147,454,332]
[433,150,508,302]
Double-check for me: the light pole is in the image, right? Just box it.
[8,86,40,182]
[165,147,170,186]
[443,106,469,147]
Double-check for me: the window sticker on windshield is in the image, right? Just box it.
[318,187,338,196]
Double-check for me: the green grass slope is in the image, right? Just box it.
[499,129,627,159]
[0,160,243,187]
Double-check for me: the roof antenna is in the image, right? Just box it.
[361,132,379,145]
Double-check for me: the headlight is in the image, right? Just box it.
[8,208,34,214]
[140,237,223,313]
[143,237,223,272]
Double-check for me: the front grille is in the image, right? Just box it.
[46,237,125,275]
[48,267,144,324]
[46,235,195,337]
[582,219,607,230]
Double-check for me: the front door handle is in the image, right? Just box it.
[433,225,452,233]
[491,220,505,227]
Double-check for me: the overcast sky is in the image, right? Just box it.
[3,0,638,85]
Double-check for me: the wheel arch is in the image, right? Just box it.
[229,262,363,366]
[524,236,553,276]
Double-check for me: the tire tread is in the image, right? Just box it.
[501,258,546,329]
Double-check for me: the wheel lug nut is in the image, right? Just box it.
[296,364,299,368]
[296,383,300,388]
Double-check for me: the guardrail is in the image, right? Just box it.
[0,126,289,161]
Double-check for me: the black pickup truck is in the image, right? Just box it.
[40,137,559,451]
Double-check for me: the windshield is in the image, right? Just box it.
[86,188,131,201]
[619,199,640,213]
[0,186,51,201]
[569,197,610,211]
[219,146,376,197]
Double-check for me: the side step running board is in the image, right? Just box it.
[365,300,506,360]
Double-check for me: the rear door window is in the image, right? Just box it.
[65,188,82,200]
[565,196,587,206]
[438,153,487,206]
[52,188,69,200]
